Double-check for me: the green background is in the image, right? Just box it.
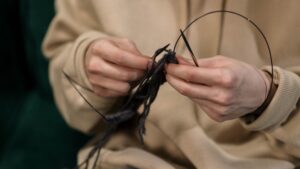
[0,0,90,168]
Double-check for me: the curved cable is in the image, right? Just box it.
[173,10,274,98]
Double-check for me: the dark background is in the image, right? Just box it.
[0,0,90,168]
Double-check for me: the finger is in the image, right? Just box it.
[166,68,236,105]
[176,56,218,67]
[89,74,130,94]
[195,55,226,68]
[196,99,241,121]
[114,38,143,56]
[177,56,218,68]
[166,74,214,100]
[166,63,222,85]
[193,87,234,106]
[192,98,230,114]
[87,56,144,82]
[92,41,150,70]
[92,85,127,98]
[200,105,227,122]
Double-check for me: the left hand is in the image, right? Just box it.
[165,55,271,122]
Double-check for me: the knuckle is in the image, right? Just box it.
[87,58,100,72]
[177,84,190,96]
[114,54,124,65]
[185,70,197,82]
[90,43,99,55]
[99,64,110,75]
[91,40,106,54]
[217,92,233,105]
[89,77,99,86]
[221,69,237,87]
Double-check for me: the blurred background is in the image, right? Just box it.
[0,0,90,168]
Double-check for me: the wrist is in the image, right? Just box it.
[242,71,277,124]
[260,70,272,99]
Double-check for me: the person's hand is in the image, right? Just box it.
[85,37,151,98]
[166,56,271,122]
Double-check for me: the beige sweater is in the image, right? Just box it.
[43,0,300,168]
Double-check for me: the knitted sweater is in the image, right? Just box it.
[43,0,300,168]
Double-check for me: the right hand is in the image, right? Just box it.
[85,37,151,98]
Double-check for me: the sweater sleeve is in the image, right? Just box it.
[240,65,300,158]
[42,0,121,134]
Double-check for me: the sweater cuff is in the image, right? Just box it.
[240,66,300,131]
